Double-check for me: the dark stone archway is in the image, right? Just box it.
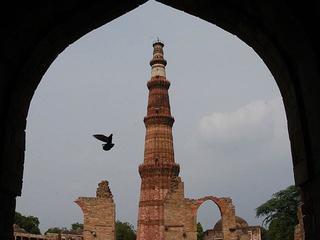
[1,1,319,239]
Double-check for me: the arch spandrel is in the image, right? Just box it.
[195,196,221,213]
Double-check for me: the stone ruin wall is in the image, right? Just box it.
[75,181,115,240]
[73,179,258,240]
[163,177,197,240]
[195,197,237,240]
[162,177,238,240]
[162,175,262,240]
[203,230,223,240]
[232,226,261,240]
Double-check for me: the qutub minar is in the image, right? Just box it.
[73,41,262,240]
[136,41,180,239]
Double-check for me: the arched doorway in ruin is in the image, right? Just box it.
[196,198,221,236]
[195,196,236,240]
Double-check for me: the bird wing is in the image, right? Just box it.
[93,134,109,142]
[108,133,113,142]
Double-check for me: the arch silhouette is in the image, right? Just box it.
[0,1,319,238]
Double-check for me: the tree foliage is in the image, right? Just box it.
[115,221,136,240]
[45,227,67,234]
[260,227,271,240]
[45,222,83,235]
[14,212,41,234]
[71,222,83,231]
[256,185,300,240]
[197,222,204,240]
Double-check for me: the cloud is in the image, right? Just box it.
[198,97,288,148]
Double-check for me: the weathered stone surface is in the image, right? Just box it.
[75,181,115,240]
[163,177,197,240]
[295,203,305,240]
[96,180,113,199]
[204,217,262,240]
[137,41,180,240]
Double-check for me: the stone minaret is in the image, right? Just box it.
[136,41,180,240]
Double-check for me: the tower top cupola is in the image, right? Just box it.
[150,39,167,68]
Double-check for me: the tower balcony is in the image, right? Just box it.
[147,76,170,89]
[144,115,174,127]
[138,163,180,178]
[149,58,167,66]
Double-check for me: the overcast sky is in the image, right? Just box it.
[17,1,295,233]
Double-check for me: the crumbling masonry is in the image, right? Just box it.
[75,181,115,240]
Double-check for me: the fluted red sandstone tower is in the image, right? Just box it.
[136,42,254,240]
[136,41,180,240]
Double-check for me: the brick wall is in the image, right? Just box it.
[75,181,115,240]
[163,177,197,240]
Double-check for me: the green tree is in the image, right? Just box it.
[45,227,68,234]
[115,220,136,240]
[71,222,83,231]
[197,222,204,240]
[256,185,300,240]
[14,212,41,234]
[260,227,271,240]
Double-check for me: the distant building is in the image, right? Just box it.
[13,224,83,240]
[203,216,261,240]
[45,232,83,240]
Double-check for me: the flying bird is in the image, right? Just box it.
[93,133,115,151]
